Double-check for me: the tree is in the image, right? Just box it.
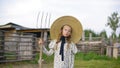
[106,12,120,39]
[84,29,98,37]
[99,30,107,39]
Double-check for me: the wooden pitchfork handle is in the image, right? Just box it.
[38,37,44,68]
[39,42,43,68]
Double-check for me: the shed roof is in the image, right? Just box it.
[0,22,29,30]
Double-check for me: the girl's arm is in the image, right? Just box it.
[71,42,78,54]
[42,46,54,56]
[42,40,56,56]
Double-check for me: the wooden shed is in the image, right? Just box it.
[0,22,50,62]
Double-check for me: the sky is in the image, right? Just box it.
[0,0,120,37]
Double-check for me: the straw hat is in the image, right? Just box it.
[50,16,83,43]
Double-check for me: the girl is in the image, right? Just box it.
[38,16,83,68]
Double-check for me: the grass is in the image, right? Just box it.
[75,60,120,68]
[1,52,120,68]
[74,52,120,68]
[75,52,112,60]
[28,53,54,64]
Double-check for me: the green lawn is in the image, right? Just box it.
[0,52,120,68]
[74,52,120,68]
[75,60,120,68]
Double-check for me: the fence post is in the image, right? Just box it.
[101,35,105,55]
[113,46,118,59]
[89,33,92,41]
[43,31,47,41]
[82,32,85,41]
[106,46,113,57]
[113,43,120,59]
[106,38,114,57]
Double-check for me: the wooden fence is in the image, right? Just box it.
[80,32,120,58]
[106,43,120,59]
[76,32,106,55]
[77,41,106,55]
[0,30,37,63]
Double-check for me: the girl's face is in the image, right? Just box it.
[61,25,72,37]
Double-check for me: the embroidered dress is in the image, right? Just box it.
[42,40,78,68]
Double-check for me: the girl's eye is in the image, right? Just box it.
[65,29,67,31]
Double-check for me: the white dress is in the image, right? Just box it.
[42,40,78,68]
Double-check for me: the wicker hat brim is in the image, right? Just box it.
[50,16,83,43]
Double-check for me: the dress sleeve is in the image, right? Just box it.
[42,40,56,56]
[71,42,78,54]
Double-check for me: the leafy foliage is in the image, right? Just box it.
[106,12,120,39]
[84,29,99,37]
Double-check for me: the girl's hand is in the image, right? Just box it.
[38,38,44,45]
